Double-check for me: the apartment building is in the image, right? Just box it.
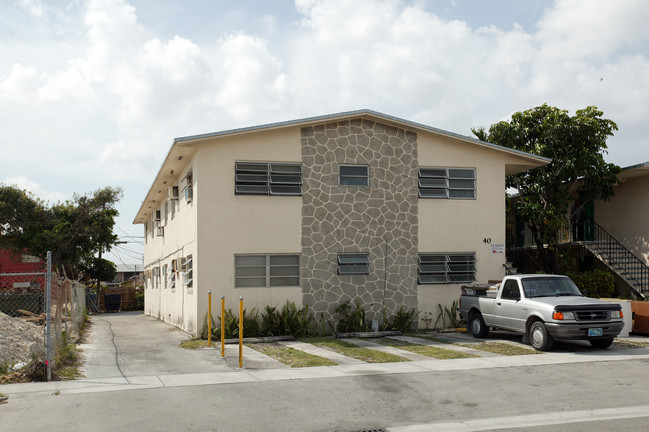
[134,110,548,335]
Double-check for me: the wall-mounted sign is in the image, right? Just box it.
[491,244,504,254]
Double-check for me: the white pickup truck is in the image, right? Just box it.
[458,274,624,351]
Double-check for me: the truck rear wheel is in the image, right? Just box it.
[469,312,489,338]
[529,321,554,351]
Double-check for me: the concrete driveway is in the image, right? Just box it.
[80,311,277,379]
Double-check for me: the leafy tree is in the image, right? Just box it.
[0,185,122,280]
[472,104,621,273]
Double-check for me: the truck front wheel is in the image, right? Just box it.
[469,312,489,338]
[529,321,554,351]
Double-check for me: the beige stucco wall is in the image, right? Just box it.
[417,133,509,327]
[595,173,649,266]
[141,118,535,334]
[195,128,303,332]
[143,161,198,333]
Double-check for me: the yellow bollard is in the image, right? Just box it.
[207,291,212,348]
[221,295,225,358]
[238,296,243,369]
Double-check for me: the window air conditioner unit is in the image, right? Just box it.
[156,226,164,237]
[168,186,179,200]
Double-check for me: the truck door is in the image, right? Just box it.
[495,279,526,331]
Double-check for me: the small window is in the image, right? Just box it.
[418,253,476,284]
[183,172,193,202]
[339,165,369,186]
[235,254,300,288]
[337,253,370,275]
[182,255,193,289]
[167,262,176,289]
[419,167,476,199]
[235,162,302,195]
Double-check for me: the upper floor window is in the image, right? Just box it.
[418,253,476,284]
[339,165,369,186]
[183,171,193,202]
[418,168,476,199]
[337,253,370,275]
[235,162,302,195]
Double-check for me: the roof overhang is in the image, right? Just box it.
[620,161,649,180]
[133,109,550,224]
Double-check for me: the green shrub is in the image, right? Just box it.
[568,269,615,298]
[133,289,144,310]
[382,307,418,333]
[335,299,372,333]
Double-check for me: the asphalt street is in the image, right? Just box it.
[2,312,649,432]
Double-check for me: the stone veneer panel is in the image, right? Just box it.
[301,119,418,325]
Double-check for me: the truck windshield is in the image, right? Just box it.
[521,277,583,298]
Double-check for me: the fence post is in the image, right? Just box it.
[45,251,52,382]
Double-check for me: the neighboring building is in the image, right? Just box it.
[0,250,45,292]
[595,162,649,266]
[134,110,548,335]
[507,162,649,296]
[108,264,144,287]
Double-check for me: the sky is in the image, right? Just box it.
[1,0,648,266]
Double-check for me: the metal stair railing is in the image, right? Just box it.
[578,218,649,295]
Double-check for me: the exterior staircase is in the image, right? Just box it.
[507,217,649,297]
[580,219,649,296]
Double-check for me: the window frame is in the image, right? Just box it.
[339,165,369,186]
[235,162,302,196]
[418,253,476,284]
[418,167,476,199]
[167,261,176,290]
[183,171,193,203]
[182,255,193,289]
[337,253,370,275]
[234,254,300,288]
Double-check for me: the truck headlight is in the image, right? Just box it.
[611,310,623,319]
[553,311,575,320]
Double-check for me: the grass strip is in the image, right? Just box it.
[375,338,477,359]
[179,339,212,349]
[251,345,337,368]
[615,340,649,349]
[301,337,409,363]
[460,342,540,356]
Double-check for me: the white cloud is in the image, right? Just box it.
[2,176,68,203]
[18,0,44,18]
[1,0,648,249]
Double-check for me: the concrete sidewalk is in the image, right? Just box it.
[79,311,287,379]
[3,344,649,397]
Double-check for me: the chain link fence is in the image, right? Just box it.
[0,252,87,380]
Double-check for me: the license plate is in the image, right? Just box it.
[588,328,603,337]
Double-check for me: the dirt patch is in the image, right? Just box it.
[0,312,44,367]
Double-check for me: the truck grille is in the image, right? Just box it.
[575,310,608,321]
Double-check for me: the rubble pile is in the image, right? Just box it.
[0,312,44,367]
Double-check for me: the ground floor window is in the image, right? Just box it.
[235,254,300,288]
[418,253,476,284]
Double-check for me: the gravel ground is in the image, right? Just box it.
[0,312,44,367]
